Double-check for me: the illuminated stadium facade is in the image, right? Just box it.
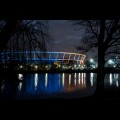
[1,51,86,65]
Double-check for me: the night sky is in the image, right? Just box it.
[49,20,84,53]
[49,20,97,59]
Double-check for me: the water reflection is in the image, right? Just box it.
[90,73,94,86]
[18,74,23,80]
[105,73,120,88]
[24,73,93,95]
[58,74,61,86]
[18,82,22,91]
[78,73,80,84]
[62,73,65,86]
[34,73,38,90]
[116,80,119,87]
[74,73,76,86]
[109,74,112,85]
[45,73,48,87]
[81,73,83,85]
[114,74,119,87]
[83,73,86,86]
[69,74,71,85]
[1,72,120,98]
[0,72,97,98]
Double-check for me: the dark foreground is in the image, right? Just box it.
[0,70,120,118]
[0,92,120,119]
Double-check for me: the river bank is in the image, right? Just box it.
[1,67,120,74]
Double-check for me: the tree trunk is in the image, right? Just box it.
[95,52,105,98]
[94,20,105,99]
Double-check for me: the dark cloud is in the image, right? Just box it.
[49,20,84,53]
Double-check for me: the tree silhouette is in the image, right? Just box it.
[72,20,120,97]
[0,20,52,66]
[0,20,21,53]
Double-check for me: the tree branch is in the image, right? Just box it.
[0,20,21,53]
[88,21,99,40]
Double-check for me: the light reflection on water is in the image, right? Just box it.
[62,73,65,86]
[18,82,22,91]
[34,73,38,90]
[45,73,48,87]
[90,73,94,86]
[69,74,71,85]
[104,73,120,89]
[1,72,120,98]
[18,74,23,80]
[110,73,112,85]
[78,73,80,84]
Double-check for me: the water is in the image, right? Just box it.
[0,72,120,99]
[104,73,120,90]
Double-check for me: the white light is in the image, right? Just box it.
[116,80,119,87]
[115,74,118,79]
[19,65,23,68]
[69,74,71,85]
[83,73,86,84]
[35,65,38,69]
[90,73,94,86]
[18,82,22,91]
[74,73,77,85]
[34,73,38,90]
[78,73,80,84]
[114,74,119,87]
[81,66,84,69]
[93,66,96,68]
[108,59,114,64]
[62,73,65,86]
[45,73,48,87]
[113,65,116,68]
[90,58,94,62]
[82,73,83,85]
[110,74,112,85]
[74,79,76,86]
[18,74,23,80]
[74,73,76,78]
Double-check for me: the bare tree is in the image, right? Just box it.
[0,20,52,64]
[72,20,120,98]
[0,20,21,53]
